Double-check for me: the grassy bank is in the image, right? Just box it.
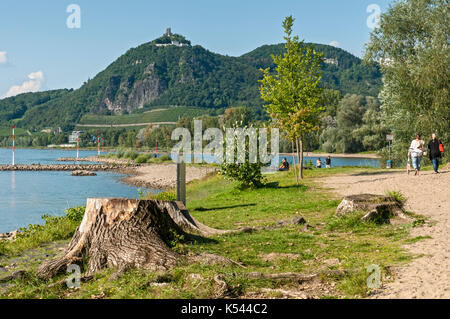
[0,167,423,299]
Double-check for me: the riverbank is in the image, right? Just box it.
[0,167,421,299]
[317,168,450,299]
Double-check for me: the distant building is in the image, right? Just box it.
[155,27,189,47]
[324,58,339,66]
[68,131,83,144]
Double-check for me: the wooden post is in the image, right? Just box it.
[177,160,186,206]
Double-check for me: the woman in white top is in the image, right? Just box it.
[408,134,425,175]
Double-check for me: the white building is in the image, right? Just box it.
[324,58,339,66]
[68,131,82,144]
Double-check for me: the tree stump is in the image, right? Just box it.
[36,198,225,280]
[335,194,407,224]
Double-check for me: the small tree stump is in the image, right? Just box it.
[335,194,405,224]
[36,198,225,280]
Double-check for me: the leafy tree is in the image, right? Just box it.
[259,15,324,181]
[365,0,450,161]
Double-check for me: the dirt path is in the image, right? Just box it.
[317,168,450,299]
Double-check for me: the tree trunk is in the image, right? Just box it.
[291,140,298,185]
[296,137,304,179]
[36,198,226,280]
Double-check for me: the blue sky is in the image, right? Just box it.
[0,0,393,98]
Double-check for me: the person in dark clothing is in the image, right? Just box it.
[279,158,290,171]
[315,158,322,168]
[325,156,331,168]
[428,133,442,173]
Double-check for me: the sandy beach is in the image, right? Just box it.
[317,167,450,299]
[121,164,216,190]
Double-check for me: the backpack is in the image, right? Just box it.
[439,143,444,153]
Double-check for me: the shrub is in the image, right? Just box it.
[219,161,265,189]
[135,154,151,163]
[159,154,172,162]
[124,150,139,160]
[116,151,124,158]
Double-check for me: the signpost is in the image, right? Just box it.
[12,125,15,166]
[98,136,101,156]
[177,160,186,206]
[76,137,79,161]
[386,134,394,168]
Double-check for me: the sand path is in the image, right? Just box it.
[121,164,216,190]
[317,168,450,299]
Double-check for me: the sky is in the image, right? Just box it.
[0,0,394,98]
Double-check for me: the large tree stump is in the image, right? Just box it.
[36,198,225,280]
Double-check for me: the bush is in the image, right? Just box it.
[219,162,265,188]
[218,123,265,188]
[116,151,125,158]
[124,150,139,160]
[159,154,172,162]
[135,154,151,163]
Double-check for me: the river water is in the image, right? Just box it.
[0,148,151,233]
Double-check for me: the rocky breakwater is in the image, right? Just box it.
[0,163,141,172]
[57,156,134,165]
[71,170,97,176]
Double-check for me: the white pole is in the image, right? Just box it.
[76,137,79,161]
[12,125,15,166]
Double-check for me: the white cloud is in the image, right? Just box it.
[0,51,7,64]
[4,71,45,98]
[329,41,340,48]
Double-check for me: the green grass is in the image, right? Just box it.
[78,107,209,125]
[0,167,419,299]
[0,207,84,257]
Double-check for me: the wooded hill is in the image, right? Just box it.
[0,33,382,131]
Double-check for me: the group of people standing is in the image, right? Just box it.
[408,133,444,175]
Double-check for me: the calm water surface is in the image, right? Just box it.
[0,148,155,233]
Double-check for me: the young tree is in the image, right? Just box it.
[259,15,324,181]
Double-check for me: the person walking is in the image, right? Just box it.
[408,134,425,176]
[428,133,442,174]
